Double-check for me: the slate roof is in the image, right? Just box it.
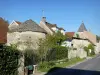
[45,22,57,32]
[41,17,65,32]
[58,27,65,31]
[45,22,65,32]
[15,21,22,24]
[15,19,46,33]
[78,22,87,32]
[46,22,57,28]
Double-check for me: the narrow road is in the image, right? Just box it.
[36,54,100,75]
[71,54,100,71]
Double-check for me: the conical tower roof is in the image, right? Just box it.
[78,22,87,32]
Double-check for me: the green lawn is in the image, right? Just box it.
[38,57,85,72]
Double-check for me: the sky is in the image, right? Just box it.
[0,0,100,35]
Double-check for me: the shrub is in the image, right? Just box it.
[55,46,68,60]
[76,33,79,38]
[90,50,95,56]
[88,44,95,56]
[39,61,55,70]
[0,45,21,75]
[47,61,55,66]
[84,46,89,56]
[24,49,39,66]
[46,48,56,61]
[88,44,94,50]
[84,44,95,56]
[46,46,68,61]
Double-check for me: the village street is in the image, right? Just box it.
[70,54,100,71]
[35,54,100,75]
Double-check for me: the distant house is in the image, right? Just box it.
[66,32,75,40]
[74,22,97,45]
[39,17,65,35]
[71,37,91,49]
[8,20,22,32]
[63,22,96,49]
[7,19,47,50]
[72,22,96,49]
[62,32,75,47]
[0,18,8,44]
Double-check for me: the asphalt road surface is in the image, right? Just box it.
[71,54,100,71]
[45,54,100,75]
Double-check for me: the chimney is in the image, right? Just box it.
[41,17,46,22]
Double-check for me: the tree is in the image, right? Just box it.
[88,44,95,55]
[84,46,89,56]
[37,31,67,63]
[76,33,79,38]
[96,35,100,43]
[24,49,39,66]
[88,44,94,50]
[84,44,95,56]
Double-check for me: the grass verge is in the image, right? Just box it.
[38,57,85,72]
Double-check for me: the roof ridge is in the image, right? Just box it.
[15,19,46,33]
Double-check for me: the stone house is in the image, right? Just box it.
[76,22,97,46]
[7,19,47,50]
[63,22,96,49]
[39,17,65,35]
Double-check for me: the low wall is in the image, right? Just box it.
[18,55,24,75]
[68,49,87,59]
[95,42,100,54]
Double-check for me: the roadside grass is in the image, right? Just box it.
[38,57,85,72]
[89,54,96,57]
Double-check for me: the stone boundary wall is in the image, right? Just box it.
[68,49,87,59]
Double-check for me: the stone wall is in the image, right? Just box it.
[7,31,46,51]
[68,49,87,59]
[95,42,100,54]
[72,39,90,48]
[7,31,46,75]
[18,55,24,75]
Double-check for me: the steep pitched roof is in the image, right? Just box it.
[9,20,22,32]
[73,31,96,45]
[41,17,65,32]
[46,22,57,28]
[16,19,46,33]
[58,27,65,31]
[78,22,87,32]
[45,22,57,32]
[66,32,75,38]
[15,21,22,24]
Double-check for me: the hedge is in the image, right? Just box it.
[46,46,68,61]
[0,45,21,75]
